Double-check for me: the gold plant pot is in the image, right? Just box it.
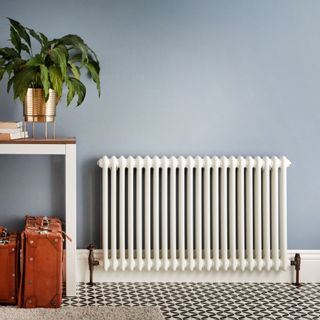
[24,88,60,122]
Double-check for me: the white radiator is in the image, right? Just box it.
[98,156,291,272]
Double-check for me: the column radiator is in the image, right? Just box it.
[98,156,291,272]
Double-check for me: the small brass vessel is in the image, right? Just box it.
[24,88,59,122]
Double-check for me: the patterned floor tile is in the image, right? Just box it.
[62,283,320,319]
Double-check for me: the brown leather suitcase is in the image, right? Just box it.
[18,216,63,308]
[0,227,20,305]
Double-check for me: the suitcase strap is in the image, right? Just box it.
[25,226,72,242]
[24,242,37,308]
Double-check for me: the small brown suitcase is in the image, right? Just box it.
[18,216,63,308]
[0,227,20,305]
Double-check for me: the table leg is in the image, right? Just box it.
[65,144,77,296]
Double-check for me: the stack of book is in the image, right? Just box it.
[0,121,28,140]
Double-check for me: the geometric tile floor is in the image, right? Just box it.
[62,282,320,319]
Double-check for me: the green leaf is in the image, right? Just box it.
[10,26,21,53]
[40,65,49,100]
[39,32,48,46]
[86,61,100,96]
[0,68,6,83]
[1,58,25,78]
[20,43,31,54]
[89,48,99,64]
[48,65,63,97]
[7,76,14,93]
[0,47,20,59]
[11,68,37,102]
[28,27,50,54]
[49,46,68,79]
[34,71,42,87]
[68,77,86,106]
[68,62,80,80]
[27,28,43,44]
[7,18,31,47]
[66,79,75,106]
[69,52,101,97]
[69,53,82,63]
[56,34,89,64]
[12,58,26,73]
[25,54,43,67]
[89,54,100,71]
[74,79,86,106]
[5,64,14,78]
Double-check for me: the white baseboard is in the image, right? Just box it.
[76,250,320,283]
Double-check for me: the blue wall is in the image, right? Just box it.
[0,0,319,249]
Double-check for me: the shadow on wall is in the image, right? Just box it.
[50,156,65,221]
[80,158,102,248]
[0,155,65,231]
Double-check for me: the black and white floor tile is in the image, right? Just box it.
[62,282,320,319]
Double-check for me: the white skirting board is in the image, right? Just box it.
[76,250,320,283]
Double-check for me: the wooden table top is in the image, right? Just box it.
[0,137,76,144]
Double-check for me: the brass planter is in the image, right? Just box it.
[24,88,59,122]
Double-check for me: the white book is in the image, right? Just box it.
[0,127,23,134]
[0,131,28,140]
[11,131,28,139]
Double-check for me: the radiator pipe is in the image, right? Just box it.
[87,243,99,285]
[290,253,301,287]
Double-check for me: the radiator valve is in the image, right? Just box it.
[87,243,99,285]
[291,253,301,287]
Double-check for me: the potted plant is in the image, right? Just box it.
[0,18,100,123]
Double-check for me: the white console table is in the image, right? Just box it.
[0,138,77,296]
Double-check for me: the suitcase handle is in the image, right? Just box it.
[0,226,9,244]
[0,226,8,238]
[42,216,50,229]
[32,216,50,229]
